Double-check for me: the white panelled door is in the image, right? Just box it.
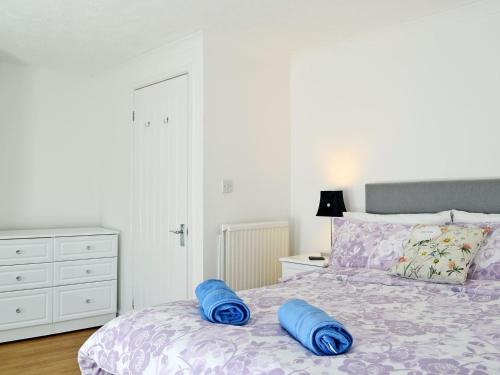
[131,74,189,309]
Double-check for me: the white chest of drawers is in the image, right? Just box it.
[0,227,118,343]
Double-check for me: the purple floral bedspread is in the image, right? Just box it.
[79,268,500,375]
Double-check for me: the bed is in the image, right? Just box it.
[79,180,500,374]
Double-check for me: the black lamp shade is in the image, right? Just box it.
[316,191,346,217]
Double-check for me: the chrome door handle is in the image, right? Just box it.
[169,224,186,247]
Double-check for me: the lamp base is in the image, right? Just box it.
[330,216,334,248]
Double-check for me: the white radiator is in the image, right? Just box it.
[218,221,290,291]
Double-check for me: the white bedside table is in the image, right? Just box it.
[280,253,329,278]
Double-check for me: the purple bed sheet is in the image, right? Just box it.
[78,267,500,375]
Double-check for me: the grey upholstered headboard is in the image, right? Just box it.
[366,179,500,214]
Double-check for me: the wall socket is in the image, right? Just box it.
[222,179,234,194]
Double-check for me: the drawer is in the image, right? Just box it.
[0,288,52,331]
[54,235,117,261]
[0,238,53,266]
[0,263,53,292]
[281,263,319,278]
[53,280,117,322]
[54,258,117,286]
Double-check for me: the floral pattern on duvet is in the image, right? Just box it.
[79,268,500,375]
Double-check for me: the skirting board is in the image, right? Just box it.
[0,313,116,343]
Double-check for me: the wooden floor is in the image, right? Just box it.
[0,328,98,375]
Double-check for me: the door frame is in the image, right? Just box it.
[128,34,203,302]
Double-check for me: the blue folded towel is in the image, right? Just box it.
[195,279,250,325]
[278,299,353,356]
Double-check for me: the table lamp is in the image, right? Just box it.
[316,190,346,248]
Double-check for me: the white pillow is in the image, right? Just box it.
[452,210,500,223]
[343,211,452,225]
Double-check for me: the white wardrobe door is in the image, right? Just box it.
[131,75,189,309]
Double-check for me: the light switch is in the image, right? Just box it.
[222,179,234,194]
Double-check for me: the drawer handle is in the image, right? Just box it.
[16,308,22,314]
[86,245,92,250]
[86,269,92,274]
[16,249,22,255]
[16,276,22,281]
[86,299,92,304]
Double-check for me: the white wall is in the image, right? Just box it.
[0,63,101,228]
[96,30,290,311]
[0,29,290,314]
[203,31,290,278]
[290,1,500,254]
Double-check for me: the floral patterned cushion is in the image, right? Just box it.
[330,218,412,270]
[456,223,500,281]
[389,225,488,284]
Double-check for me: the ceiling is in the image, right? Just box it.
[0,0,479,74]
